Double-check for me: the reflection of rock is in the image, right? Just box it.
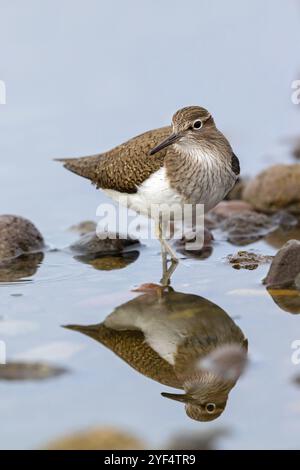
[219,211,277,246]
[173,228,213,259]
[45,427,144,450]
[69,221,97,236]
[66,290,247,422]
[167,429,228,451]
[227,251,273,270]
[0,215,44,261]
[267,288,300,314]
[0,362,66,381]
[264,240,300,289]
[0,253,44,282]
[70,231,140,256]
[75,251,140,271]
[243,164,300,214]
[265,224,300,249]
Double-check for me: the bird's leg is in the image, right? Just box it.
[156,221,179,286]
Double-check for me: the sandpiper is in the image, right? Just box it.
[57,106,239,271]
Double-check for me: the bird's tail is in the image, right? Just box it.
[54,154,101,182]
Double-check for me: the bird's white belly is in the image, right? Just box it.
[103,167,183,218]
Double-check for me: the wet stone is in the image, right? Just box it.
[70,231,140,256]
[0,215,44,262]
[218,211,277,246]
[227,250,273,270]
[0,362,67,381]
[243,164,300,214]
[264,240,300,289]
[68,221,97,236]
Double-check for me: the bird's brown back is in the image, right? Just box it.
[57,126,171,193]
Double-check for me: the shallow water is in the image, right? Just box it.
[0,0,300,450]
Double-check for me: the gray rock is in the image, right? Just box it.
[218,211,276,246]
[243,164,300,214]
[70,231,140,256]
[0,215,44,262]
[264,240,300,289]
[68,220,97,236]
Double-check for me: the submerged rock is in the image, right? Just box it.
[44,427,144,450]
[68,221,97,236]
[70,231,140,256]
[218,211,276,246]
[0,215,44,262]
[264,240,300,289]
[227,250,273,270]
[243,164,300,214]
[0,362,66,381]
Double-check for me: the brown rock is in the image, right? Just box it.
[263,240,300,288]
[225,177,248,200]
[0,215,44,262]
[211,200,254,218]
[227,250,273,270]
[70,231,140,256]
[44,427,144,450]
[243,164,300,214]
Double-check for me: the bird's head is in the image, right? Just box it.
[149,106,215,155]
[161,371,234,422]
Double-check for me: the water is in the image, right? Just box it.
[0,0,300,450]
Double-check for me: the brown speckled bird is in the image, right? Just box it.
[56,106,240,265]
[66,289,247,422]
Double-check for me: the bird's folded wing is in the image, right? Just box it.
[55,126,171,193]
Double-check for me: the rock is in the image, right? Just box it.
[173,228,213,259]
[265,223,300,249]
[292,140,300,160]
[0,215,44,262]
[75,251,140,271]
[0,362,66,381]
[227,250,273,270]
[243,164,300,214]
[0,253,44,282]
[44,427,144,450]
[225,177,248,200]
[263,240,300,288]
[70,231,140,256]
[218,211,276,246]
[68,221,97,236]
[211,200,254,218]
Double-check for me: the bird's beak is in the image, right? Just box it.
[149,133,181,155]
[161,392,191,403]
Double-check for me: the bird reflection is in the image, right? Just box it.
[66,287,247,421]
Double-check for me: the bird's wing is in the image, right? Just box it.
[55,126,171,193]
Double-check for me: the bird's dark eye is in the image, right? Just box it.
[193,120,203,130]
[205,403,216,414]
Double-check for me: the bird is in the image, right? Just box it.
[65,286,247,422]
[56,106,240,275]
